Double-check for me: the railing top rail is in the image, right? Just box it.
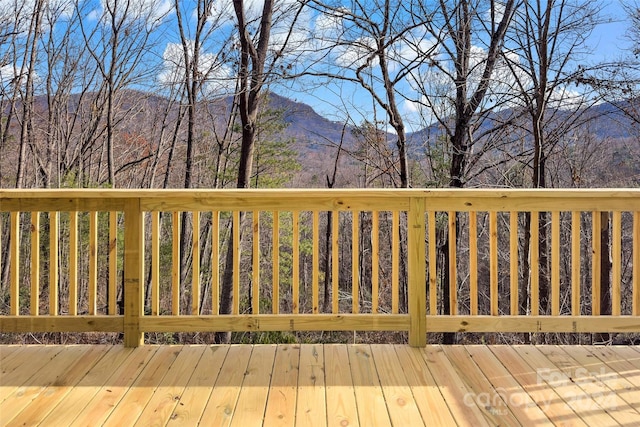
[3,188,640,197]
[2,188,640,212]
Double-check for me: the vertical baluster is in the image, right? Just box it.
[572,211,581,316]
[428,211,437,315]
[448,211,457,315]
[371,211,379,314]
[592,211,601,316]
[612,211,622,316]
[109,211,117,315]
[634,212,640,316]
[50,212,59,315]
[69,211,78,316]
[151,211,160,315]
[332,211,339,314]
[530,212,539,316]
[233,211,240,315]
[551,211,560,316]
[10,212,19,316]
[510,211,519,315]
[252,211,260,315]
[392,211,399,313]
[89,211,98,315]
[312,211,319,314]
[490,211,498,316]
[292,211,299,314]
[273,211,280,315]
[192,211,200,315]
[352,211,359,314]
[31,212,40,316]
[172,211,180,315]
[211,211,220,315]
[469,211,478,315]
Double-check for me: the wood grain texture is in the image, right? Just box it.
[369,345,424,426]
[263,344,300,426]
[67,345,159,426]
[1,344,639,426]
[295,344,326,427]
[199,345,252,425]
[166,345,229,426]
[489,345,589,427]
[347,344,391,426]
[229,345,277,427]
[323,344,359,426]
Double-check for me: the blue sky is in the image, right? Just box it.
[589,2,631,62]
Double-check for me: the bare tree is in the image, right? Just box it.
[411,0,517,343]
[303,0,442,188]
[78,0,168,187]
[503,0,604,320]
[582,2,640,168]
[171,1,234,312]
[0,0,51,290]
[173,0,234,189]
[13,0,45,188]
[216,0,307,341]
[217,0,276,335]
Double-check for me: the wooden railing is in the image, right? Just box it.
[2,189,640,347]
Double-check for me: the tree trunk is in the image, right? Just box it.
[216,0,274,343]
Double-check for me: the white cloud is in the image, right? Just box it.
[193,0,316,69]
[268,0,315,55]
[486,2,506,24]
[158,42,234,97]
[0,0,75,33]
[207,0,299,23]
[387,34,438,74]
[0,65,17,89]
[403,98,419,114]
[85,8,101,22]
[548,86,585,110]
[207,1,234,23]
[243,0,266,16]
[0,64,42,94]
[334,36,377,68]
[400,44,535,127]
[311,11,440,77]
[313,8,347,49]
[90,0,171,26]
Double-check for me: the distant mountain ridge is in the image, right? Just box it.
[267,93,637,148]
[23,89,639,154]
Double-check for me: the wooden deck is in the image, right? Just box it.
[1,344,640,426]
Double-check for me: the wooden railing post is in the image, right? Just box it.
[123,199,144,347]
[408,197,427,347]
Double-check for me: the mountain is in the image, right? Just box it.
[265,93,357,150]
[404,99,640,151]
[2,88,638,190]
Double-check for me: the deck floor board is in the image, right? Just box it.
[1,344,639,426]
[199,344,252,426]
[166,344,229,426]
[1,345,93,424]
[295,344,326,427]
[7,345,109,426]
